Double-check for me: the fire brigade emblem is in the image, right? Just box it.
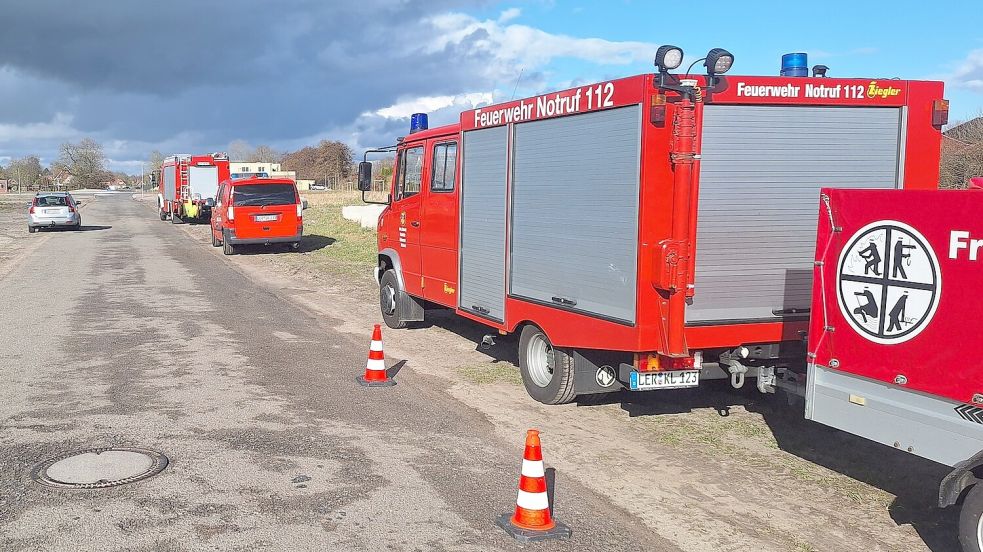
[837,220,940,345]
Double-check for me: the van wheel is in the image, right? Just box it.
[959,483,983,552]
[211,229,222,247]
[379,269,406,329]
[518,325,576,405]
[28,225,37,234]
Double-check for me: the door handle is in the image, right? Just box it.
[411,221,420,228]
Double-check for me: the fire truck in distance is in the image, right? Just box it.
[358,47,946,405]
[156,153,231,223]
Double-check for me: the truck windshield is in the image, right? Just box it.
[232,184,296,206]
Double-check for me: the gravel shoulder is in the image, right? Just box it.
[152,193,960,552]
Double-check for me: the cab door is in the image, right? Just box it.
[391,145,426,297]
[421,139,459,306]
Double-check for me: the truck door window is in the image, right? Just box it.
[396,146,424,200]
[431,142,457,193]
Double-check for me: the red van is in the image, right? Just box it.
[210,177,306,255]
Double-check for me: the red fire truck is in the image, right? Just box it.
[157,153,231,223]
[358,47,948,406]
[807,188,983,552]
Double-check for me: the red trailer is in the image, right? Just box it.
[807,188,983,551]
[358,49,948,405]
[157,153,230,223]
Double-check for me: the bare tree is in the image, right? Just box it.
[228,140,254,162]
[54,138,106,189]
[251,145,283,163]
[281,140,354,188]
[8,155,44,190]
[146,150,165,173]
[941,114,983,189]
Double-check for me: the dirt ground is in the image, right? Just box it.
[134,194,960,551]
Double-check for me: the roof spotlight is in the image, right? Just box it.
[812,64,829,78]
[654,45,684,72]
[704,48,734,76]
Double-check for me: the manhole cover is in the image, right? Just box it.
[32,447,168,489]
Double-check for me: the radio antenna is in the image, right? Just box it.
[510,67,524,100]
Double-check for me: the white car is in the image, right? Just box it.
[28,192,81,232]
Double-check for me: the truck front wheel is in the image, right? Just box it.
[379,269,406,329]
[960,483,983,552]
[518,325,576,405]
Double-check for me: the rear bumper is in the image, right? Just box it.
[29,215,79,227]
[226,232,302,245]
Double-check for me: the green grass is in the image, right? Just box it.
[286,192,378,278]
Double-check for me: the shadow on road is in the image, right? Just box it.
[36,225,112,232]
[232,235,336,255]
[411,308,960,552]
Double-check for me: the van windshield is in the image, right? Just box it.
[232,184,296,206]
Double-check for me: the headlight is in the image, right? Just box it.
[704,48,734,75]
[654,45,684,71]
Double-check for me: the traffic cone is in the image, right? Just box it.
[496,429,571,542]
[356,324,396,387]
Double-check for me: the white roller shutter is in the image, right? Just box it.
[691,105,902,324]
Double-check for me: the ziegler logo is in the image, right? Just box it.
[443,283,455,295]
[867,81,901,99]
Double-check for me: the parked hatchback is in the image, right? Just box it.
[28,192,81,232]
[210,177,306,255]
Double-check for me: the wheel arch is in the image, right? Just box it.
[940,449,983,508]
[378,248,405,289]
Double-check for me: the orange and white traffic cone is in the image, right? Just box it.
[496,429,571,542]
[356,324,396,387]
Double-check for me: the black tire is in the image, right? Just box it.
[28,225,37,234]
[222,230,235,255]
[171,209,181,224]
[959,483,983,552]
[159,209,167,221]
[379,269,406,329]
[518,325,577,405]
[211,226,222,247]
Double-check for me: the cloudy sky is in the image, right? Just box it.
[1,0,981,173]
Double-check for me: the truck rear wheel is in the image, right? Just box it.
[518,325,576,405]
[379,269,406,329]
[959,483,983,552]
[171,209,181,224]
[159,209,167,221]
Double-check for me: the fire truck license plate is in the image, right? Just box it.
[254,214,278,222]
[629,370,700,390]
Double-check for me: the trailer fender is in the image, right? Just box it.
[940,450,983,508]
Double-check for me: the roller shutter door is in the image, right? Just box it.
[510,105,641,324]
[459,125,508,322]
[691,105,902,323]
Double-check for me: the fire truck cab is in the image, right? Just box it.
[360,48,947,406]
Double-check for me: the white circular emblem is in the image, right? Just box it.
[595,365,616,388]
[836,220,941,345]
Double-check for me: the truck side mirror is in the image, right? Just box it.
[357,162,373,192]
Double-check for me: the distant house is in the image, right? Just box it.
[230,161,297,182]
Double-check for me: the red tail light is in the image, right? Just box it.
[634,352,697,372]
[29,199,36,214]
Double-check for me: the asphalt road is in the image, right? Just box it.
[0,194,670,551]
